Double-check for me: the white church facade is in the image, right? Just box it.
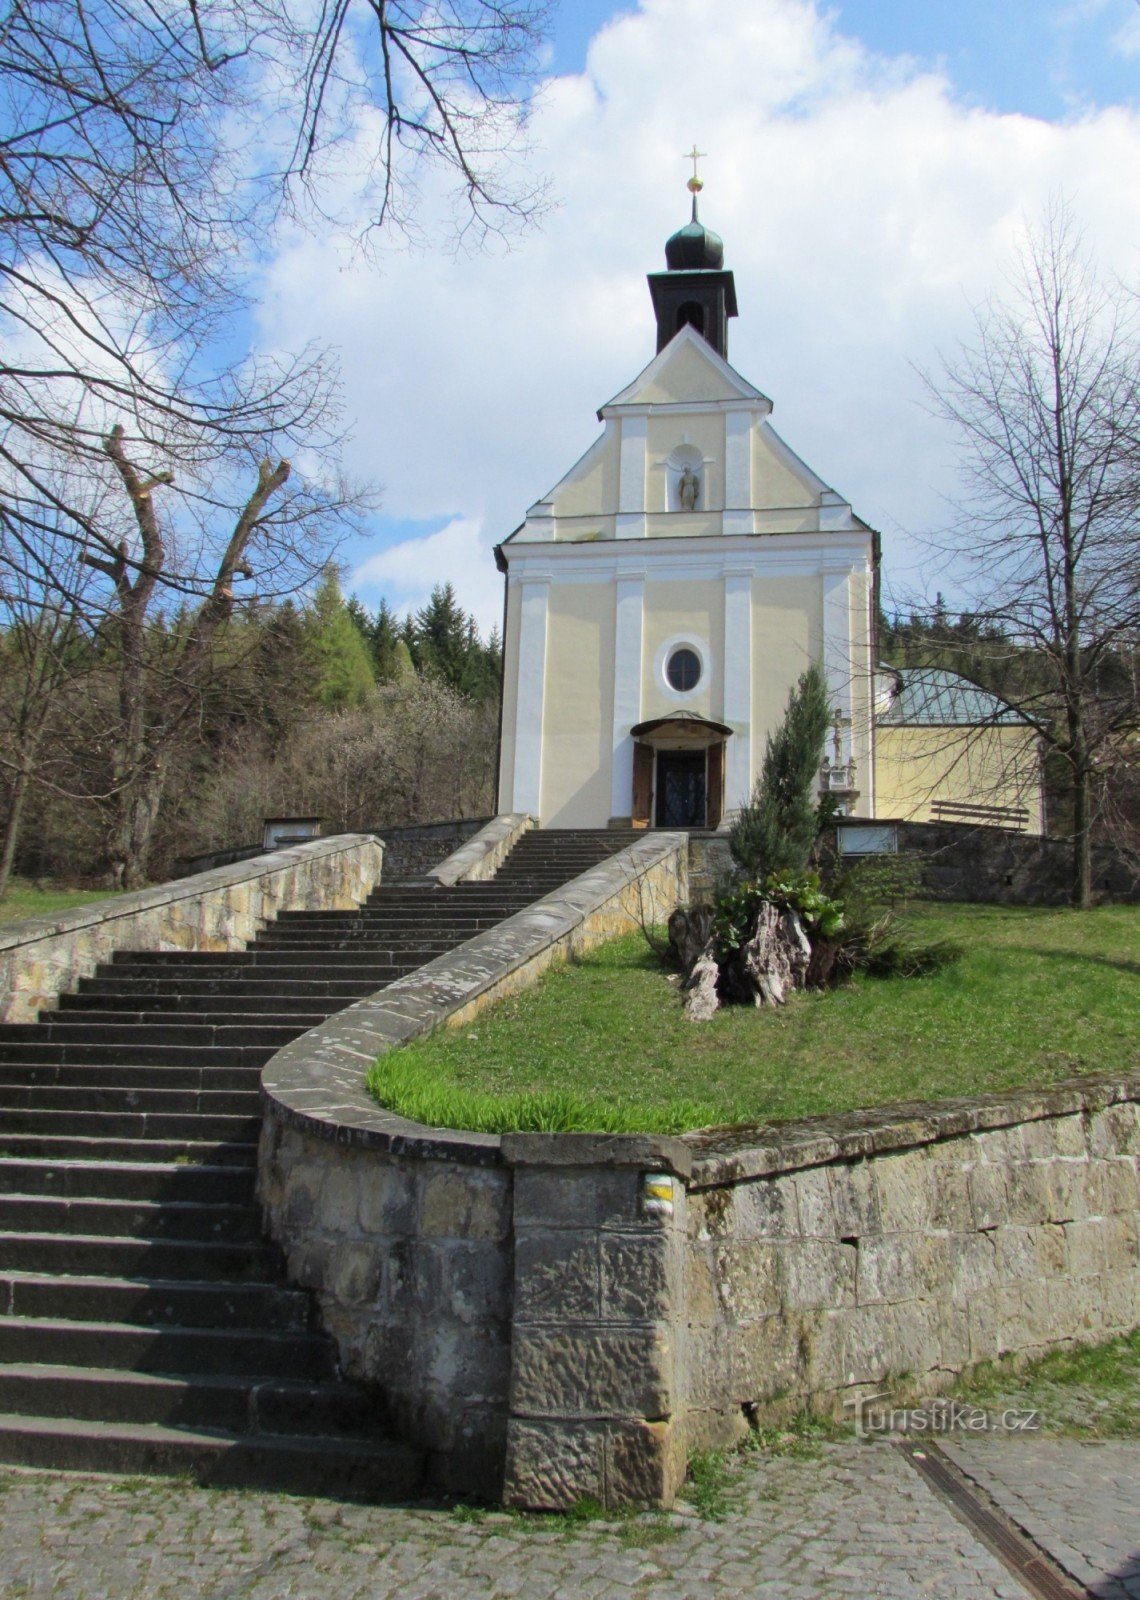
[494,185,1042,835]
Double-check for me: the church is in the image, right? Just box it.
[494,171,1043,836]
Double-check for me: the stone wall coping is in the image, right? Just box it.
[427,813,534,886]
[260,831,687,1165]
[501,1131,693,1177]
[0,833,381,954]
[683,1070,1140,1187]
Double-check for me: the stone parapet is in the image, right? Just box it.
[427,813,535,886]
[0,834,384,1022]
[258,833,689,1496]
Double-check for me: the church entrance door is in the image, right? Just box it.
[656,751,706,828]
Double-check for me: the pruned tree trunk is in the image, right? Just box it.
[731,903,811,1006]
[682,943,721,1022]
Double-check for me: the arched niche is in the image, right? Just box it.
[665,442,706,512]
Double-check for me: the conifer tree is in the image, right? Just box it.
[305,570,377,709]
[730,663,832,880]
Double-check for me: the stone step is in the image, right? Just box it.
[110,948,445,968]
[0,1315,332,1379]
[0,1087,262,1119]
[77,974,382,999]
[101,959,416,983]
[0,1042,274,1069]
[1,1019,306,1048]
[0,1412,423,1498]
[0,1231,278,1282]
[0,1158,254,1205]
[58,991,344,1019]
[0,1273,311,1331]
[0,1364,376,1435]
[0,1194,262,1244]
[0,1109,261,1143]
[0,1062,261,1093]
[0,1134,258,1167]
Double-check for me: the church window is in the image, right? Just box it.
[666,646,701,693]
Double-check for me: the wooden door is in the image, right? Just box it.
[706,742,725,829]
[632,742,653,828]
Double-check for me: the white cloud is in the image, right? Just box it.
[349,517,505,632]
[256,0,1140,629]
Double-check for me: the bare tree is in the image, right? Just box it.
[0,0,549,604]
[924,204,1140,906]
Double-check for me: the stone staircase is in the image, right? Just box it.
[0,827,637,1493]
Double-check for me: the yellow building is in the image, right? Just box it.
[874,667,1045,833]
[494,187,1043,836]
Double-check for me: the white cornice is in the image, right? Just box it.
[502,530,873,585]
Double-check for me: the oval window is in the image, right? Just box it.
[666,646,701,693]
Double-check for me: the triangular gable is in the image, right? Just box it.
[601,323,769,411]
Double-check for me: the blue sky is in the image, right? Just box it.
[261,0,1140,632]
[547,1,1140,117]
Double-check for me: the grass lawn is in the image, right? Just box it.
[0,878,116,928]
[367,902,1139,1134]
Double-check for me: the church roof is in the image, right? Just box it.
[878,667,1024,727]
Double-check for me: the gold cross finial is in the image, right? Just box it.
[684,145,707,195]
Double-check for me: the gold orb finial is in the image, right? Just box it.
[684,144,707,194]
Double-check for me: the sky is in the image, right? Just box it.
[254,0,1140,634]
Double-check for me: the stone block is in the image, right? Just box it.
[857,1234,931,1305]
[515,1230,600,1321]
[282,1164,322,1231]
[599,1233,674,1322]
[503,1417,605,1510]
[509,1326,674,1417]
[829,1160,881,1237]
[726,1313,806,1403]
[947,1231,997,1298]
[778,1238,856,1311]
[606,1419,685,1509]
[1063,1217,1107,1276]
[712,1241,781,1322]
[357,1162,417,1235]
[1099,1211,1140,1272]
[994,1224,1051,1282]
[928,1163,973,1233]
[968,1163,1010,1230]
[419,1166,510,1241]
[1003,1161,1054,1225]
[794,1169,836,1237]
[1044,1161,1097,1224]
[513,1167,641,1232]
[730,1175,797,1240]
[446,1242,513,1326]
[937,1301,971,1370]
[873,1152,935,1233]
[1098,1158,1140,1216]
[967,1289,1002,1363]
[319,1163,363,1233]
[684,1243,720,1326]
[1089,1104,1140,1159]
[690,1186,735,1241]
[327,1241,381,1306]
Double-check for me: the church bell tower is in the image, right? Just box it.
[647,147,738,358]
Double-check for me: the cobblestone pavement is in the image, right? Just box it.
[944,1437,1140,1600]
[0,1442,1031,1600]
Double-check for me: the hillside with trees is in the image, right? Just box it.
[0,575,501,893]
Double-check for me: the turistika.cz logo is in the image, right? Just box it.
[844,1392,1041,1438]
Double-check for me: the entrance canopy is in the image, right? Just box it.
[630,711,733,748]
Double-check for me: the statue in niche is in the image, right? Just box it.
[678,463,700,511]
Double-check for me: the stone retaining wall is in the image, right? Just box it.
[0,834,384,1022]
[680,1077,1140,1457]
[257,832,688,1492]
